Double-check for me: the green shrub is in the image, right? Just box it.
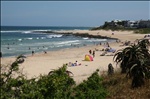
[72,69,108,99]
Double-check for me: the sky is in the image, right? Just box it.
[1,1,150,27]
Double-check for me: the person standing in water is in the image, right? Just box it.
[32,51,34,56]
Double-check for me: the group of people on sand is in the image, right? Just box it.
[144,34,150,38]
[119,40,131,46]
[67,61,81,67]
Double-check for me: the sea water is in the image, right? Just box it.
[1,26,115,57]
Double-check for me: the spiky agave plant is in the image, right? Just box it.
[114,39,150,88]
[127,59,150,88]
[113,44,146,73]
[138,39,150,59]
[48,65,74,77]
[138,39,150,49]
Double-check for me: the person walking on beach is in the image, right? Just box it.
[106,42,110,47]
[89,50,92,54]
[92,51,95,58]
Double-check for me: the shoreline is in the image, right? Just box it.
[2,29,118,58]
[1,29,146,83]
[1,40,115,58]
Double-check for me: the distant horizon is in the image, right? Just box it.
[2,1,149,26]
[1,18,150,28]
[1,25,94,27]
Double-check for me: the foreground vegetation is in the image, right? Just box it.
[0,60,107,99]
[1,39,150,99]
[1,61,150,99]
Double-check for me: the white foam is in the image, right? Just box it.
[41,37,46,39]
[1,30,21,33]
[34,32,48,34]
[22,31,32,34]
[18,39,22,41]
[83,37,89,40]
[32,29,52,32]
[27,38,33,40]
[56,45,63,47]
[88,39,107,42]
[72,43,80,45]
[46,34,63,38]
[57,40,80,45]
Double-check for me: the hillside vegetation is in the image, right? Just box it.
[91,26,150,34]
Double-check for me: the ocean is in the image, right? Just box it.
[1,26,115,57]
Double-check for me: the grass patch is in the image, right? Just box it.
[134,28,150,34]
[102,72,150,99]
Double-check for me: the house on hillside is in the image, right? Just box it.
[125,20,140,28]
[103,19,150,29]
[139,20,150,28]
[104,20,125,28]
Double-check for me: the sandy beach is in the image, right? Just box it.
[1,30,146,84]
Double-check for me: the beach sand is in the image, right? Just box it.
[1,30,146,84]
